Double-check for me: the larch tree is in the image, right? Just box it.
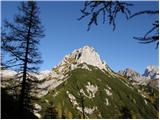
[1,1,44,114]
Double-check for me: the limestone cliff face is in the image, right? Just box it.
[53,45,110,75]
[71,45,107,70]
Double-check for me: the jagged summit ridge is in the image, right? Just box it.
[118,65,159,87]
[143,65,159,79]
[56,45,107,71]
[118,68,141,81]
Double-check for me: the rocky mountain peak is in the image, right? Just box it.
[143,65,159,79]
[118,68,141,81]
[73,45,106,69]
[55,45,108,73]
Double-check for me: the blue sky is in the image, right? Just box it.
[1,1,159,74]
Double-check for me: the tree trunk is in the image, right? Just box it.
[19,6,33,112]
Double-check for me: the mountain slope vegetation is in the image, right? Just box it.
[34,64,158,119]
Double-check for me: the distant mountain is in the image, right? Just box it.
[118,65,159,88]
[1,45,159,119]
[0,69,17,79]
[143,65,159,79]
[118,68,141,81]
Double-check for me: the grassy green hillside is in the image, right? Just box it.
[35,65,158,119]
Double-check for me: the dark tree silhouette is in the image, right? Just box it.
[79,1,159,48]
[1,1,44,115]
[78,1,133,31]
[130,11,159,48]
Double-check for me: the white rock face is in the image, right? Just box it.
[84,107,97,114]
[86,82,98,98]
[67,91,78,106]
[34,103,42,111]
[35,70,52,80]
[56,45,108,72]
[33,103,42,118]
[80,87,97,99]
[81,64,91,71]
[77,106,97,114]
[34,113,41,118]
[38,70,61,80]
[105,89,112,96]
[38,79,62,89]
[105,98,109,106]
[74,46,106,70]
[35,79,64,98]
[70,64,77,71]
